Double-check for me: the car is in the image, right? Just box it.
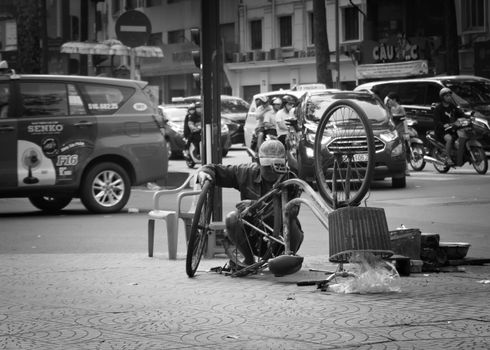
[355,76,490,153]
[295,90,407,188]
[0,64,168,213]
[175,95,249,145]
[244,89,407,188]
[159,103,231,159]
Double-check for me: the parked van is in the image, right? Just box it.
[0,63,168,213]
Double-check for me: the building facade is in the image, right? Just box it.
[1,0,489,104]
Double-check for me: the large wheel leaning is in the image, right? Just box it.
[313,100,375,208]
[186,181,214,277]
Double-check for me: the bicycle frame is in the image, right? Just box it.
[236,177,334,257]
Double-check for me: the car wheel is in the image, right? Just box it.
[392,176,406,188]
[28,195,72,213]
[80,162,131,213]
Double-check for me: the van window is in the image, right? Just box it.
[79,84,134,115]
[67,84,87,115]
[398,83,427,105]
[20,83,68,117]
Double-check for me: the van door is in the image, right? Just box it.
[0,81,17,188]
[16,81,96,187]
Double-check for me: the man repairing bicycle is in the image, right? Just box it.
[197,140,304,266]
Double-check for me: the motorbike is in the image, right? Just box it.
[183,131,202,168]
[405,117,426,171]
[423,117,488,175]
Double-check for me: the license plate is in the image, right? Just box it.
[342,153,368,162]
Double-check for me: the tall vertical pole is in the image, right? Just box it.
[335,0,340,89]
[201,0,222,221]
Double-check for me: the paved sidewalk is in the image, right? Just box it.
[1,253,489,350]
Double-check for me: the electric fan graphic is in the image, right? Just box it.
[22,148,41,184]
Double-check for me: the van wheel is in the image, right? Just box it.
[28,195,72,213]
[392,176,406,188]
[80,162,131,213]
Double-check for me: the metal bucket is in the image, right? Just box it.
[328,206,393,263]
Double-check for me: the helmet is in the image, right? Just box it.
[255,95,268,104]
[282,95,295,104]
[439,87,452,98]
[272,97,282,105]
[258,140,287,173]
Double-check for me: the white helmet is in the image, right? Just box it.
[439,87,452,98]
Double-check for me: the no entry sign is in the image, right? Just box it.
[115,10,152,48]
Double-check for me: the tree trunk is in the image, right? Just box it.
[444,0,459,74]
[313,0,333,87]
[15,0,42,74]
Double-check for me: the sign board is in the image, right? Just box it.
[356,60,428,80]
[115,10,151,48]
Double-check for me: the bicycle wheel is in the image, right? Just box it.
[186,181,214,277]
[314,100,375,208]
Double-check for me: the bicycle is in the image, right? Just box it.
[314,99,376,208]
[186,99,377,279]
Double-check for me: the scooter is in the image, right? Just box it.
[405,117,426,171]
[423,117,488,175]
[183,131,202,168]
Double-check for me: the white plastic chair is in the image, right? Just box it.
[147,174,200,259]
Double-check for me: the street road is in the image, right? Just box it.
[1,147,489,260]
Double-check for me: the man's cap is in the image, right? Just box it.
[258,140,286,166]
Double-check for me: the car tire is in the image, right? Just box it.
[28,195,72,213]
[80,162,131,214]
[392,176,406,188]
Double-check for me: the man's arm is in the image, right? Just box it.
[198,163,249,189]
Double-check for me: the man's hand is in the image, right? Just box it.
[236,199,255,212]
[197,171,212,185]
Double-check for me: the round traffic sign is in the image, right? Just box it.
[115,10,152,48]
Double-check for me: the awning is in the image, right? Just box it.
[356,59,428,80]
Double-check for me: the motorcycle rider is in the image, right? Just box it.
[275,95,297,146]
[184,102,202,159]
[433,87,467,166]
[251,96,275,151]
[197,140,303,266]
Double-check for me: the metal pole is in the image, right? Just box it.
[201,0,222,221]
[335,0,340,89]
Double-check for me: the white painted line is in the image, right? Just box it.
[120,25,147,32]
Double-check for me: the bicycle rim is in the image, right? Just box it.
[186,181,214,277]
[313,100,375,208]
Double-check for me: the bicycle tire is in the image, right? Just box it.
[186,181,214,277]
[313,100,375,208]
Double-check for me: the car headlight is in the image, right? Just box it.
[221,123,229,134]
[379,130,398,143]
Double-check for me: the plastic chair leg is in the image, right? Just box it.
[148,219,155,257]
[166,213,178,260]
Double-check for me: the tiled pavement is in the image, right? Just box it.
[0,253,489,349]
